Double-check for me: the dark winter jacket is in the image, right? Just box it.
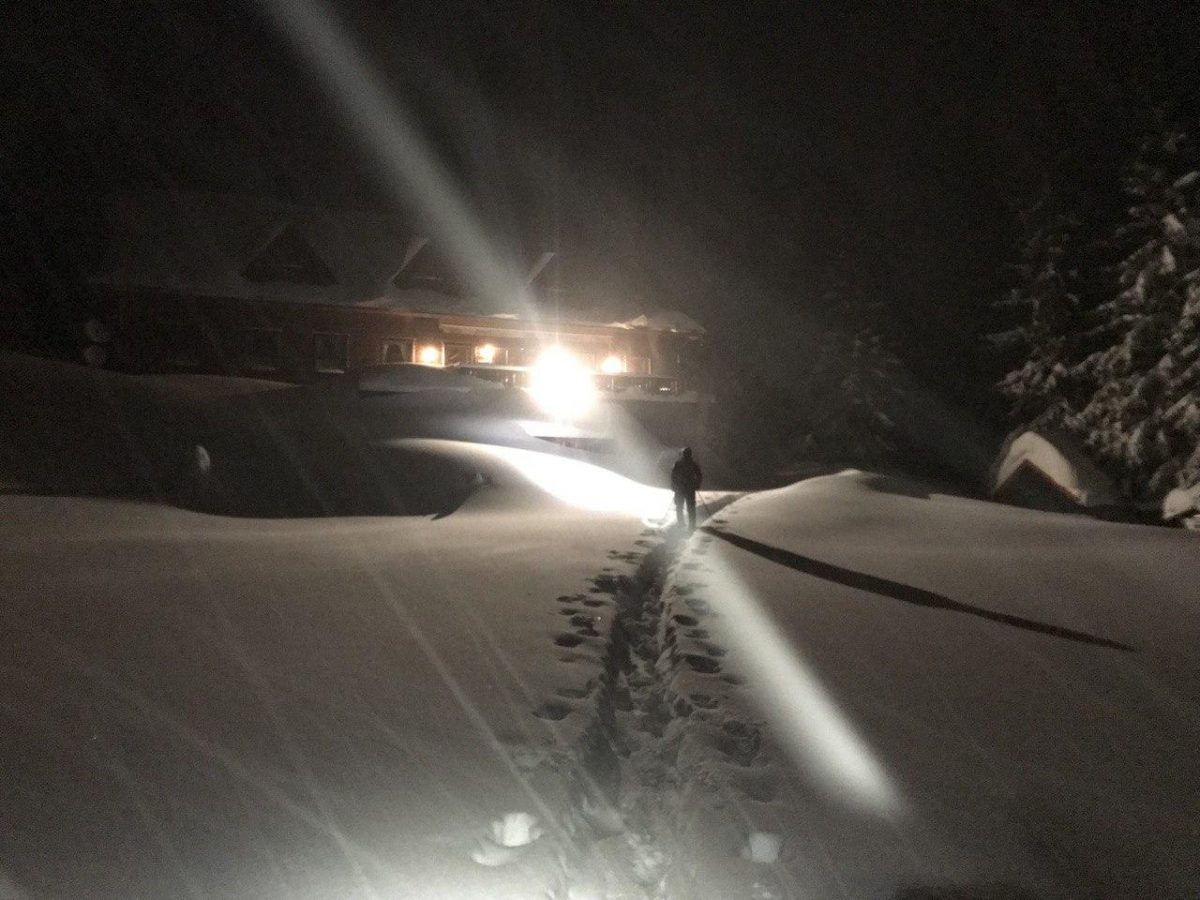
[671,454,702,495]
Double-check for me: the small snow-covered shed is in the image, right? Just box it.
[989,428,1125,515]
[1162,483,1200,529]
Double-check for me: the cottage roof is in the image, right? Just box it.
[87,191,661,330]
[989,428,1122,509]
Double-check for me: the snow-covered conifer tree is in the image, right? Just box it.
[801,274,907,466]
[991,204,1084,425]
[1069,125,1200,502]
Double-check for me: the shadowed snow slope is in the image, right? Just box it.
[660,471,1200,900]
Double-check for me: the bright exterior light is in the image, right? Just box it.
[599,354,624,374]
[529,346,596,420]
[475,343,497,364]
[417,344,442,366]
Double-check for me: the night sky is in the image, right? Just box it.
[5,0,1200,402]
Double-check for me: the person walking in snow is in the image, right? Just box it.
[671,447,703,532]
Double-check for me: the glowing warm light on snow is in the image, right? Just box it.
[599,354,624,374]
[482,444,672,521]
[528,346,596,420]
[417,344,442,366]
[475,343,497,364]
[694,550,903,817]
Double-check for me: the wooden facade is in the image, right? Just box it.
[84,289,700,386]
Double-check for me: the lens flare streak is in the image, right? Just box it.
[688,542,904,817]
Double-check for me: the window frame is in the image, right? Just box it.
[380,338,413,364]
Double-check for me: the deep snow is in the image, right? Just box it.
[0,462,672,899]
[4,354,1200,900]
[655,472,1200,899]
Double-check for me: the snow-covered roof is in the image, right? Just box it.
[989,428,1123,509]
[613,310,706,334]
[86,191,694,332]
[1163,482,1200,521]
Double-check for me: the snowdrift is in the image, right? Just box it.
[658,471,1200,899]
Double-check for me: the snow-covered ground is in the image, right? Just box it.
[0,448,678,900]
[655,472,1200,899]
[4,354,1200,899]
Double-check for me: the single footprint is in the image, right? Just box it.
[703,643,727,658]
[740,830,782,864]
[687,628,710,640]
[582,598,606,608]
[532,700,572,721]
[489,811,542,848]
[470,840,521,867]
[718,721,762,766]
[555,595,574,604]
[689,692,719,710]
[559,607,581,616]
[471,811,543,866]
[555,633,586,648]
[569,614,593,627]
[684,654,721,674]
[672,614,699,627]
[557,685,591,699]
[592,574,622,593]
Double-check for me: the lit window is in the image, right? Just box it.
[599,354,624,374]
[476,343,498,364]
[417,344,443,366]
[445,343,473,366]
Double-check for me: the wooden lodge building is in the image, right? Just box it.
[69,192,706,395]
